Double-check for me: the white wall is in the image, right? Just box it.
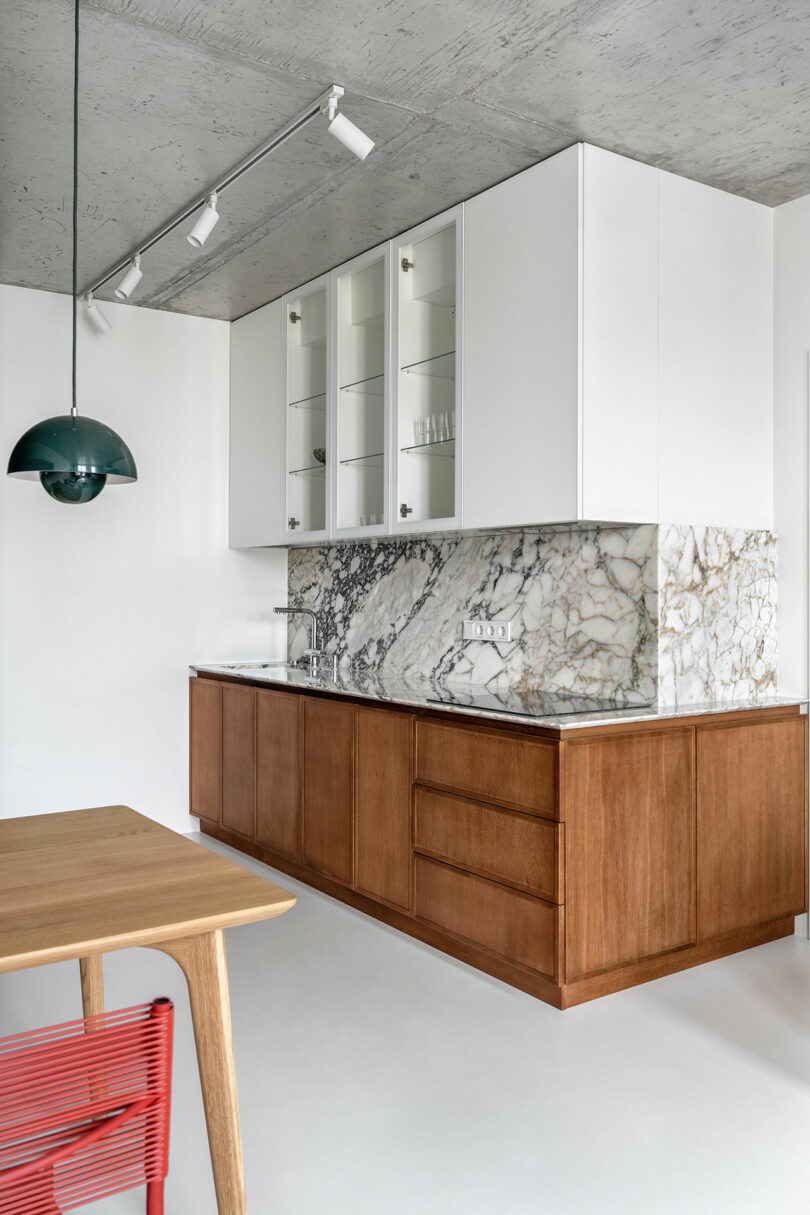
[774,196,810,699]
[0,284,287,831]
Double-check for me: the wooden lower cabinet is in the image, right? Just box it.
[221,684,256,838]
[189,676,221,826]
[697,718,807,938]
[256,689,300,860]
[355,706,412,910]
[302,697,354,884]
[191,677,807,1008]
[565,729,696,982]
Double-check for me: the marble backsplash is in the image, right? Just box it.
[286,524,777,705]
[657,525,777,705]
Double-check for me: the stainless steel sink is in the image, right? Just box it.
[219,660,302,672]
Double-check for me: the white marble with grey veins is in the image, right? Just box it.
[285,522,778,706]
[287,525,659,701]
[191,662,801,733]
[657,525,778,706]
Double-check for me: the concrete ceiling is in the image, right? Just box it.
[2,0,809,321]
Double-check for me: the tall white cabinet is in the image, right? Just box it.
[462,142,772,530]
[230,141,774,547]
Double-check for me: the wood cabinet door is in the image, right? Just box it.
[189,678,221,825]
[355,707,412,910]
[256,689,300,860]
[302,698,354,883]
[697,718,807,939]
[221,684,256,839]
[565,729,695,982]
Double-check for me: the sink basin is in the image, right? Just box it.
[219,661,301,673]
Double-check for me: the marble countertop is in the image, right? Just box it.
[190,661,805,731]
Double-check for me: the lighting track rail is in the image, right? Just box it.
[83,83,372,307]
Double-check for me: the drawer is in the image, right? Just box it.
[414,787,563,902]
[413,855,560,979]
[415,719,559,818]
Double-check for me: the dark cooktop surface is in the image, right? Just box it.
[426,687,652,719]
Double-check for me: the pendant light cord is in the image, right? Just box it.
[71,0,79,418]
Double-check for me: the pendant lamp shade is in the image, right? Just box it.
[8,415,137,503]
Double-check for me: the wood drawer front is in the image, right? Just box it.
[415,719,559,818]
[414,855,560,979]
[414,787,562,902]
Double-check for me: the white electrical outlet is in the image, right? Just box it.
[462,618,513,642]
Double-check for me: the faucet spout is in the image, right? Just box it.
[274,606,319,657]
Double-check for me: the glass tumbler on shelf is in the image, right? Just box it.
[413,416,426,446]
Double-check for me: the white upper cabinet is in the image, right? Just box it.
[392,211,462,534]
[229,299,284,549]
[580,148,659,523]
[462,142,772,531]
[332,245,390,539]
[657,171,773,529]
[283,276,330,544]
[229,142,774,546]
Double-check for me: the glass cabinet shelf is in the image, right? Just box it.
[339,452,384,468]
[401,351,455,379]
[288,392,326,410]
[401,438,455,457]
[289,463,326,476]
[340,372,385,396]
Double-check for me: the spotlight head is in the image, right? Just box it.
[84,292,112,336]
[327,110,374,161]
[187,192,220,248]
[115,254,142,300]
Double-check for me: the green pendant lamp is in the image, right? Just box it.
[7,0,136,504]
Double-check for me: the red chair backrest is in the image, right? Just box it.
[0,999,173,1214]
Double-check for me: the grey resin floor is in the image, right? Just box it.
[2,833,810,1214]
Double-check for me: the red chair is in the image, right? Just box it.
[0,998,173,1215]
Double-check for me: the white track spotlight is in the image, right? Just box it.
[328,111,375,160]
[83,291,112,335]
[187,192,220,248]
[115,254,142,300]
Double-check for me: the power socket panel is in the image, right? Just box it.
[462,619,513,643]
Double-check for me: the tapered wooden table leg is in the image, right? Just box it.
[152,930,245,1215]
[79,955,105,1018]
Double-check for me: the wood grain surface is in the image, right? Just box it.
[0,805,295,974]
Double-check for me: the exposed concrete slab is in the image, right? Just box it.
[474,0,810,203]
[2,0,810,319]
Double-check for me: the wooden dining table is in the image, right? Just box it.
[0,804,296,1214]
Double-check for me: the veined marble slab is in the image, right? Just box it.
[287,525,659,701]
[285,523,778,706]
[191,663,802,733]
[658,525,777,706]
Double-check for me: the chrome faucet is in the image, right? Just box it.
[274,606,333,676]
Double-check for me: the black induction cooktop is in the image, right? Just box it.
[426,688,652,719]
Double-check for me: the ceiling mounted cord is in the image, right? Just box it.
[71,0,79,417]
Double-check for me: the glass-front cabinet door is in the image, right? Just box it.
[393,210,461,533]
[332,246,389,538]
[284,278,330,543]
